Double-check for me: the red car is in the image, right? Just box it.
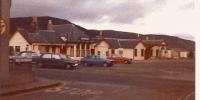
[107,54,132,64]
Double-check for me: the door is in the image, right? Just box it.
[94,56,104,65]
[41,54,53,67]
[91,49,95,55]
[52,54,64,67]
[144,47,152,60]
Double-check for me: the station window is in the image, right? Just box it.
[15,46,20,53]
[156,49,159,57]
[97,51,101,55]
[111,49,115,54]
[106,51,109,57]
[70,46,74,57]
[134,49,137,56]
[141,49,144,56]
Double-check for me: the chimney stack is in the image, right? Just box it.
[146,36,149,40]
[137,33,140,38]
[31,16,39,32]
[47,20,53,30]
[99,31,104,39]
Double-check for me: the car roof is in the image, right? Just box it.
[20,51,36,53]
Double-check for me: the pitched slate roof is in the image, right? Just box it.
[10,16,72,34]
[17,24,90,44]
[93,38,140,49]
[143,40,164,46]
[85,30,138,39]
[53,24,89,42]
[119,39,140,49]
[106,39,120,49]
[19,30,64,44]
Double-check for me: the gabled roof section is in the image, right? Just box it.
[10,16,72,33]
[85,30,138,39]
[15,23,91,44]
[119,39,140,49]
[143,40,164,46]
[53,24,89,42]
[93,38,141,49]
[106,39,120,49]
[18,29,64,44]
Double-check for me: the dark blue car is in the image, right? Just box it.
[80,55,113,67]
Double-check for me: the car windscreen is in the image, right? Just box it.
[42,54,52,58]
[52,54,61,59]
[60,54,71,60]
[95,56,106,60]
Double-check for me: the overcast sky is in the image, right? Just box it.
[11,0,199,40]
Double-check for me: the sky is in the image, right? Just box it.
[10,0,199,41]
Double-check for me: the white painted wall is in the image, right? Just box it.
[133,42,146,60]
[95,41,110,58]
[165,50,172,58]
[151,46,160,57]
[9,32,30,53]
[123,49,134,59]
[180,51,188,58]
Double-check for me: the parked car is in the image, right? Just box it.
[107,54,132,64]
[10,51,40,64]
[80,55,113,67]
[32,53,79,69]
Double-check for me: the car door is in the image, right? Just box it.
[112,55,120,62]
[86,56,95,65]
[94,56,104,65]
[41,54,53,67]
[52,54,64,67]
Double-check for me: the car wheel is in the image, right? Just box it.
[103,63,108,67]
[66,64,71,69]
[124,60,129,64]
[83,62,88,66]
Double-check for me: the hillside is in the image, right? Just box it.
[9,16,195,51]
[141,34,195,51]
[86,30,195,51]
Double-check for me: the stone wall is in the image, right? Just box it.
[0,63,35,88]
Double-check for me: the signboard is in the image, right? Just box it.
[0,19,6,35]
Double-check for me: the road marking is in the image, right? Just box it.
[44,84,104,96]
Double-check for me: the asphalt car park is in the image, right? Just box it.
[3,59,195,100]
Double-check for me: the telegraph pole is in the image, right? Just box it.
[0,0,11,81]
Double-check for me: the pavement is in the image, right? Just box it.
[0,77,61,98]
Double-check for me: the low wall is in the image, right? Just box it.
[0,63,35,88]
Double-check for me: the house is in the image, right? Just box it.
[88,31,168,60]
[93,38,145,60]
[143,39,167,59]
[9,17,93,60]
[166,48,190,59]
[9,16,171,61]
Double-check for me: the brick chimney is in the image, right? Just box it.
[31,16,39,32]
[99,31,104,39]
[146,36,149,40]
[137,33,140,38]
[47,20,53,30]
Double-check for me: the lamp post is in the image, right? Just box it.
[0,0,11,81]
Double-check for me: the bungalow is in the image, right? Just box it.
[93,38,146,60]
[166,48,190,59]
[9,17,93,60]
[93,37,168,60]
[9,16,169,61]
[143,39,167,59]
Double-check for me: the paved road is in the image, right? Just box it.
[2,66,194,100]
[1,59,195,100]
